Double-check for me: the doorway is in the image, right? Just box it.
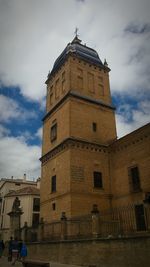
[135,204,147,231]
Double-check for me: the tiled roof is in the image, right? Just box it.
[0,178,37,190]
[47,36,105,80]
[6,186,40,197]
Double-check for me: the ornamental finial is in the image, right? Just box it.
[74,27,79,38]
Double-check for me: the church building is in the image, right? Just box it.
[40,35,150,228]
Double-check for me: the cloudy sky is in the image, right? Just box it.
[0,0,150,180]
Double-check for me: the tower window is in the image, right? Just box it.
[52,203,56,210]
[62,71,65,81]
[62,72,66,92]
[50,92,53,105]
[129,166,141,192]
[51,175,56,193]
[32,213,39,227]
[99,84,104,96]
[62,80,66,92]
[55,79,60,99]
[93,172,103,188]
[50,123,57,142]
[77,68,83,90]
[92,122,97,132]
[88,72,94,93]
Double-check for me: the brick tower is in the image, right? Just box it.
[40,35,117,222]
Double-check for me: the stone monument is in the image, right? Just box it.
[8,196,23,239]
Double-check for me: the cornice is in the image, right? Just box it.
[40,137,108,164]
[110,125,150,153]
[42,90,115,122]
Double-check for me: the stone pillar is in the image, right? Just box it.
[61,212,67,240]
[91,204,100,238]
[38,217,44,241]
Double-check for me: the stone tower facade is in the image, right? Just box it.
[40,36,117,222]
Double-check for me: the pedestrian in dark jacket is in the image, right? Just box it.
[18,239,23,260]
[11,237,19,265]
[8,236,13,261]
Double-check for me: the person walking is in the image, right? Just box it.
[11,237,19,265]
[20,241,27,262]
[8,236,13,262]
[18,239,23,260]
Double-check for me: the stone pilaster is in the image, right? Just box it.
[61,212,67,240]
[91,204,100,238]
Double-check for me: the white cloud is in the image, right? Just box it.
[0,95,36,122]
[0,0,150,179]
[0,0,150,101]
[116,100,150,137]
[0,134,41,179]
[35,127,43,140]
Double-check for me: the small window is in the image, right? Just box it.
[93,172,103,188]
[52,203,56,210]
[92,122,97,132]
[98,76,103,83]
[50,123,57,142]
[50,92,53,105]
[62,80,66,92]
[32,213,39,227]
[51,175,56,193]
[55,79,60,99]
[78,76,83,90]
[88,72,94,93]
[62,71,65,81]
[33,198,40,212]
[129,166,141,192]
[99,84,104,96]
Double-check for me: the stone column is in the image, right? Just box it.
[38,217,44,241]
[61,212,67,240]
[8,210,23,239]
[91,204,100,238]
[7,197,23,239]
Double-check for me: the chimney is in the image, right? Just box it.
[23,173,26,181]
[37,177,41,189]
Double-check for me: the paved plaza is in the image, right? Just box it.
[0,256,83,267]
[0,256,23,267]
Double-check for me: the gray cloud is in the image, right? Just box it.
[125,22,150,34]
[0,125,10,138]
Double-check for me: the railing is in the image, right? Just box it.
[21,204,150,242]
[43,221,61,240]
[67,215,92,239]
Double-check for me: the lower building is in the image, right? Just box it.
[0,176,40,241]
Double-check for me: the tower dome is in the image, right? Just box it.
[49,36,105,78]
